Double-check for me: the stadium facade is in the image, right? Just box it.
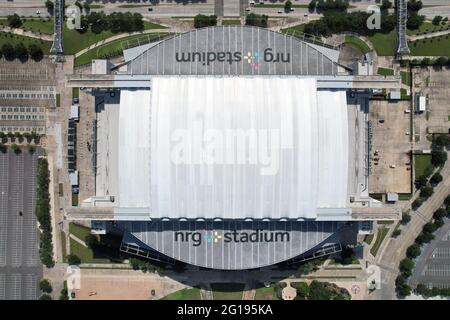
[66,26,401,270]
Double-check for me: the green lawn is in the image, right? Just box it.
[255,4,308,8]
[414,154,432,177]
[61,231,67,262]
[378,220,395,225]
[71,192,78,206]
[0,32,51,54]
[407,21,450,36]
[345,35,371,54]
[63,28,115,55]
[211,283,245,300]
[281,23,305,35]
[377,67,395,76]
[160,287,201,300]
[69,223,90,242]
[398,193,413,201]
[367,31,397,56]
[254,285,279,300]
[222,19,241,26]
[410,35,450,56]
[70,239,111,264]
[0,18,54,34]
[72,87,79,99]
[364,234,374,245]
[370,227,389,257]
[401,71,411,86]
[74,33,167,66]
[55,93,60,108]
[143,21,167,30]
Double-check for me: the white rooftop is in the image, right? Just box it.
[116,77,350,220]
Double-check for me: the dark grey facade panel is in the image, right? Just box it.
[128,26,338,76]
[119,220,340,270]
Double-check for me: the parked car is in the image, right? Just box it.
[72,97,79,104]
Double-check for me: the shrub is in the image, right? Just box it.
[430,172,443,185]
[406,244,421,259]
[39,279,52,293]
[67,254,81,266]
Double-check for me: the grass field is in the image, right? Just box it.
[407,21,450,36]
[211,283,245,300]
[367,31,397,56]
[61,231,66,262]
[160,287,202,300]
[345,35,371,54]
[254,285,279,300]
[378,220,395,225]
[414,154,433,177]
[401,71,411,86]
[377,67,395,76]
[370,227,389,257]
[72,87,79,99]
[0,18,54,34]
[222,19,241,26]
[281,23,305,35]
[364,234,374,245]
[74,33,167,66]
[0,32,51,53]
[69,223,90,242]
[410,34,450,56]
[70,240,111,264]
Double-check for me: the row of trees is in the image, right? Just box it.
[245,13,269,28]
[36,158,54,268]
[411,56,450,68]
[193,15,217,29]
[303,11,396,37]
[396,200,450,297]
[308,0,350,13]
[291,280,351,300]
[77,12,145,34]
[1,43,44,62]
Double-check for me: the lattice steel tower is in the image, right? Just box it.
[50,0,65,62]
[396,0,410,57]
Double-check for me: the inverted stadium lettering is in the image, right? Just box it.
[174,229,290,247]
[175,48,290,66]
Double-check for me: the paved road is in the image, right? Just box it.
[374,151,450,299]
[0,148,42,300]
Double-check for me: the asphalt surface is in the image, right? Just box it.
[0,148,42,300]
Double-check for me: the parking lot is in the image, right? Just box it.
[413,67,450,138]
[410,221,450,289]
[0,148,42,300]
[368,99,412,194]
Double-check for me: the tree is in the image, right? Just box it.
[2,43,15,60]
[292,282,309,300]
[407,13,425,30]
[433,134,450,148]
[392,229,401,238]
[85,234,98,248]
[401,211,411,225]
[10,144,21,154]
[245,13,269,28]
[83,2,91,14]
[28,44,43,61]
[399,258,414,278]
[430,172,443,185]
[15,43,28,60]
[395,275,411,297]
[7,14,22,28]
[406,244,421,259]
[67,254,81,265]
[432,16,443,26]
[39,294,52,300]
[408,0,423,13]
[381,0,393,11]
[433,208,447,220]
[45,1,54,15]
[308,0,317,13]
[445,195,450,206]
[412,198,423,210]
[337,246,357,265]
[420,185,434,199]
[193,14,217,29]
[284,0,293,12]
[415,175,427,189]
[431,150,447,167]
[39,279,53,293]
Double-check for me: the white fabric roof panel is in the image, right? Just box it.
[117,77,349,220]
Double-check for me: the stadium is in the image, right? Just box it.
[66,26,401,270]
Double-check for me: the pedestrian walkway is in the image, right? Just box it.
[0,26,53,41]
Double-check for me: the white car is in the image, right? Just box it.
[36,10,41,15]
[278,10,283,14]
